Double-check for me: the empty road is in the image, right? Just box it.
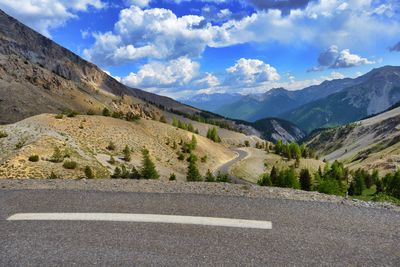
[214,148,250,184]
[0,189,399,266]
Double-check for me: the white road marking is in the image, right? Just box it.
[7,213,272,229]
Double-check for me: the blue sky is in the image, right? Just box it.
[1,0,399,98]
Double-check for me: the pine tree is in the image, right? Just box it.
[111,167,122,178]
[190,135,197,150]
[258,173,272,186]
[186,153,202,182]
[169,173,177,181]
[353,169,366,195]
[172,116,178,127]
[270,166,278,186]
[102,108,110,117]
[140,148,159,179]
[299,169,312,191]
[84,166,94,179]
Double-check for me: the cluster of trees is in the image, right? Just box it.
[102,108,140,122]
[206,127,221,143]
[112,148,159,179]
[274,140,316,160]
[258,160,400,201]
[172,117,199,133]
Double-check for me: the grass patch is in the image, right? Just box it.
[28,155,39,162]
[0,131,8,138]
[63,161,77,169]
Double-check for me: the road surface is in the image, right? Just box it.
[214,148,250,184]
[0,189,399,266]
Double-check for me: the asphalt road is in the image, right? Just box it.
[1,189,399,266]
[214,148,251,184]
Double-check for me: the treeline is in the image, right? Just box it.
[258,160,400,201]
[171,117,199,133]
[206,127,221,143]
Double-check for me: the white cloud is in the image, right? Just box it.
[0,0,105,37]
[310,45,374,71]
[224,58,280,86]
[121,57,199,88]
[124,0,151,8]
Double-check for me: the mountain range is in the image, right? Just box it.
[190,66,400,133]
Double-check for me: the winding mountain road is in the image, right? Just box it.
[214,148,250,184]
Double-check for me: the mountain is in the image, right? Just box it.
[280,66,400,132]
[0,9,305,143]
[180,93,243,112]
[306,103,400,174]
[249,118,306,142]
[216,78,358,121]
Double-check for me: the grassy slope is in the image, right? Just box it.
[0,114,236,180]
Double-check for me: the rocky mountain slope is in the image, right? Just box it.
[0,9,305,142]
[306,104,400,174]
[216,78,358,121]
[245,118,306,142]
[280,66,400,132]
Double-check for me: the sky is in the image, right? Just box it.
[0,0,399,99]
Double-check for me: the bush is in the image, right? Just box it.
[84,166,94,179]
[205,169,215,182]
[186,153,202,182]
[206,127,221,143]
[66,110,79,117]
[318,179,342,195]
[0,131,8,138]
[258,173,272,186]
[48,172,58,179]
[102,108,111,117]
[216,172,230,183]
[28,155,39,162]
[106,141,116,151]
[201,155,208,163]
[63,161,77,169]
[108,155,116,165]
[244,140,250,147]
[15,138,27,149]
[169,173,177,181]
[159,115,167,123]
[130,166,142,179]
[54,114,63,119]
[126,112,140,122]
[50,147,64,163]
[87,109,96,115]
[177,153,185,161]
[123,145,131,162]
[111,167,122,178]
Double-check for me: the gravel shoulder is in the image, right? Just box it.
[0,179,398,212]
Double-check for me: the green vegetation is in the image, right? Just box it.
[130,166,141,179]
[54,114,64,119]
[186,153,202,182]
[64,110,79,117]
[140,148,159,179]
[50,147,64,163]
[125,112,140,122]
[28,155,39,162]
[48,172,58,179]
[122,145,131,162]
[299,169,312,191]
[206,127,221,143]
[108,155,116,165]
[169,173,176,181]
[205,169,215,182]
[63,161,77,169]
[0,131,8,138]
[102,108,111,117]
[84,166,94,179]
[106,141,116,151]
[86,109,96,115]
[159,115,167,123]
[274,140,315,160]
[15,138,27,149]
[171,117,199,133]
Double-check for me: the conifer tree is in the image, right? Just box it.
[299,168,312,191]
[123,145,131,162]
[140,148,159,179]
[205,169,215,182]
[186,153,202,181]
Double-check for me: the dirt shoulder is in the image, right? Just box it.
[0,179,398,211]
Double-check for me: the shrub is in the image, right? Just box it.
[130,166,142,179]
[106,141,116,151]
[111,167,122,178]
[216,172,230,183]
[86,109,96,115]
[201,155,208,163]
[102,108,111,117]
[48,172,58,179]
[112,111,124,119]
[50,147,64,163]
[108,155,116,165]
[84,166,94,179]
[28,155,39,162]
[205,169,215,182]
[63,161,77,169]
[15,138,27,149]
[54,114,63,119]
[121,165,130,179]
[244,140,250,147]
[177,153,185,161]
[169,173,177,181]
[0,131,7,138]
[258,173,272,186]
[206,127,221,143]
[159,115,167,123]
[126,112,140,122]
[318,179,342,195]
[66,110,79,117]
[123,145,131,162]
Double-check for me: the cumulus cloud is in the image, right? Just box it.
[124,0,151,8]
[224,58,280,86]
[389,41,400,52]
[83,6,213,66]
[247,0,313,14]
[309,45,374,71]
[0,0,105,37]
[121,57,199,88]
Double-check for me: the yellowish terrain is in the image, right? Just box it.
[0,114,236,180]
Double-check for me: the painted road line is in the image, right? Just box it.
[7,213,272,230]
